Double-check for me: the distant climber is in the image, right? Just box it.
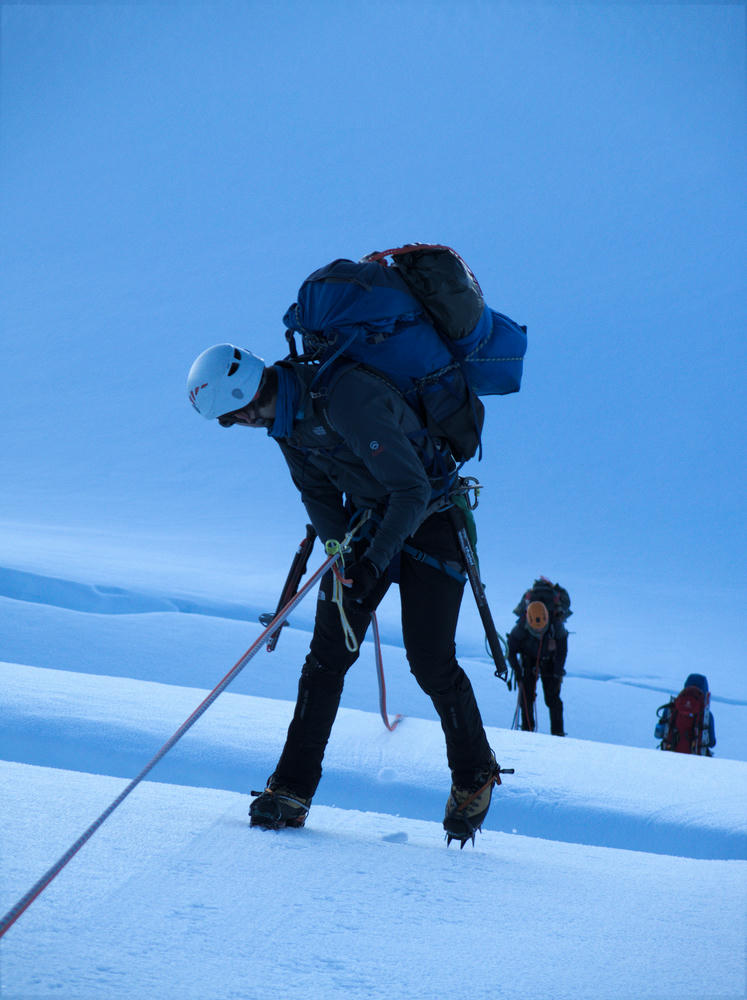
[655,673,716,755]
[508,578,571,736]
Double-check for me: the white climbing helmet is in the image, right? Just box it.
[187,344,265,419]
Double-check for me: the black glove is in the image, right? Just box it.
[344,557,380,602]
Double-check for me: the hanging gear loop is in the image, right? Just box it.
[330,551,359,653]
[371,610,403,731]
[447,474,482,510]
[324,509,374,653]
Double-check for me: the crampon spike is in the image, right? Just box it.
[445,828,479,849]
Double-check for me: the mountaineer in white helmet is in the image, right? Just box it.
[187,344,269,424]
[187,341,498,846]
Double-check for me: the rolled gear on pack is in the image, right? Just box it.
[655,673,716,756]
[378,244,486,341]
[282,243,528,465]
[363,244,527,397]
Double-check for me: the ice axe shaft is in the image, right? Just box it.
[448,508,508,681]
[260,524,317,651]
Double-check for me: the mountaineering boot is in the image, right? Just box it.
[443,750,501,848]
[550,702,565,737]
[249,777,311,830]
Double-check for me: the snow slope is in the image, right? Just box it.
[1,561,746,999]
[3,761,744,1000]
[3,660,746,861]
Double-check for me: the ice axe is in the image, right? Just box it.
[447,507,509,684]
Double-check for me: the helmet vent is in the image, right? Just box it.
[227,348,242,377]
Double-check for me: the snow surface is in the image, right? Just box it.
[2,554,746,1000]
[2,3,746,999]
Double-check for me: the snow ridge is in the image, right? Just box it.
[4,662,746,861]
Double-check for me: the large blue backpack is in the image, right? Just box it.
[282,244,527,463]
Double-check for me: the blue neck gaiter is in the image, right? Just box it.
[269,366,302,440]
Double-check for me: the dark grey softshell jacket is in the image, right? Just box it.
[276,365,451,573]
